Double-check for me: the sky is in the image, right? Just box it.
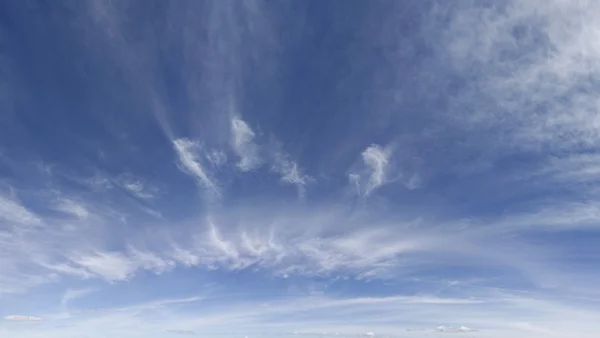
[1,0,600,337]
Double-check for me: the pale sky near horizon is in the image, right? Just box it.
[1,1,600,337]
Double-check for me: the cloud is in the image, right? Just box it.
[229,117,311,196]
[3,3,600,338]
[54,198,90,219]
[61,248,176,282]
[0,195,41,225]
[173,138,220,197]
[434,325,476,333]
[67,251,138,282]
[4,315,42,321]
[439,0,600,152]
[61,288,97,308]
[84,173,113,192]
[231,117,262,171]
[349,145,392,197]
[206,149,227,168]
[160,210,444,279]
[118,176,157,200]
[166,329,196,335]
[271,151,311,197]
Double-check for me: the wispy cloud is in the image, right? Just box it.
[4,315,42,321]
[349,145,392,197]
[206,149,228,168]
[61,288,97,308]
[117,175,157,200]
[173,138,220,197]
[231,117,262,171]
[62,248,175,282]
[440,0,600,152]
[66,251,138,282]
[0,195,41,225]
[434,325,476,333]
[54,198,90,219]
[229,117,311,196]
[3,2,600,337]
[271,151,311,197]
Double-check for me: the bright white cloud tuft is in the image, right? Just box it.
[231,117,262,171]
[349,145,392,197]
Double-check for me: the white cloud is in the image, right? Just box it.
[55,198,90,219]
[271,151,311,197]
[0,195,41,225]
[434,325,476,333]
[68,251,138,282]
[59,248,177,283]
[157,211,444,279]
[440,0,600,152]
[231,118,262,171]
[229,117,311,195]
[349,145,392,197]
[4,315,42,321]
[173,138,220,197]
[84,173,113,191]
[206,149,227,168]
[129,247,175,274]
[119,177,157,199]
[61,288,97,308]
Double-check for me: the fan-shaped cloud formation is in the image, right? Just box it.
[1,1,600,338]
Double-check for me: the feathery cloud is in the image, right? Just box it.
[231,118,262,171]
[54,198,90,219]
[0,195,41,225]
[118,175,157,200]
[67,251,138,282]
[61,288,97,308]
[271,151,311,197]
[173,138,220,197]
[206,149,227,168]
[349,145,392,197]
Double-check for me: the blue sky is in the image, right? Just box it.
[1,0,600,337]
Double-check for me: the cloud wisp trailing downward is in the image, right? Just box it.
[229,116,311,195]
[349,145,394,197]
[173,139,221,198]
[231,117,262,171]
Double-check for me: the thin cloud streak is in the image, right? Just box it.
[173,138,221,197]
[4,315,42,321]
[0,195,41,225]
